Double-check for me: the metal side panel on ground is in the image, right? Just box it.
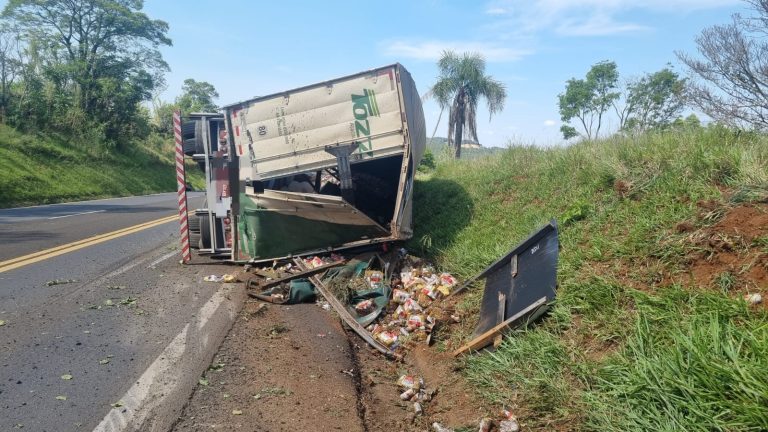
[458,221,559,353]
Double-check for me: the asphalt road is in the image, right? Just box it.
[0,192,236,432]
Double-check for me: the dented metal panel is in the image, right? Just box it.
[469,221,559,345]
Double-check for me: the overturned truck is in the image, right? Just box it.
[181,64,426,262]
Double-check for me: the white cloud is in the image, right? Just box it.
[381,40,531,62]
[543,119,557,127]
[556,13,651,36]
[484,0,739,36]
[485,7,508,14]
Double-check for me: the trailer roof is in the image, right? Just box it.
[221,63,403,110]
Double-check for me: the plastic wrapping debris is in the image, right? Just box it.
[432,423,454,432]
[400,388,416,400]
[397,375,422,391]
[499,419,520,432]
[204,274,237,283]
[407,314,425,331]
[744,293,762,305]
[392,289,411,304]
[365,270,384,289]
[377,331,398,346]
[478,418,495,432]
[413,402,423,415]
[499,409,521,431]
[355,299,375,315]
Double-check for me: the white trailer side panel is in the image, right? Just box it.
[228,66,407,181]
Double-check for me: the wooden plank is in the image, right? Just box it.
[510,254,518,278]
[493,292,506,348]
[453,296,547,357]
[293,258,402,361]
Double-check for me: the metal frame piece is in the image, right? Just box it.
[452,220,559,355]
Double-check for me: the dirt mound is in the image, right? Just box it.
[676,203,767,302]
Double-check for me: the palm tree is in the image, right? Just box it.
[428,51,506,158]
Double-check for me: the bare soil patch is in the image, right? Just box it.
[677,203,767,302]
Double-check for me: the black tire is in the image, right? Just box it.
[200,213,211,249]
[183,138,198,156]
[181,121,197,140]
[199,214,225,250]
[188,215,201,232]
[190,231,201,249]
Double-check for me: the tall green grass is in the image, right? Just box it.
[411,126,768,430]
[0,124,203,207]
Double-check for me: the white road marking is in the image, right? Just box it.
[92,288,242,432]
[147,250,179,269]
[48,210,106,220]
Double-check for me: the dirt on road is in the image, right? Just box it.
[171,294,490,431]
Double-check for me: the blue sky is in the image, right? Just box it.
[143,0,746,147]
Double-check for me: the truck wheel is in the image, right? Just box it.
[190,232,201,249]
[200,214,212,249]
[188,215,200,232]
[181,121,197,139]
[199,214,225,250]
[183,138,198,156]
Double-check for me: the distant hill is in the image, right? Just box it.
[427,136,504,158]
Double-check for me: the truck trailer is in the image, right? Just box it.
[180,64,426,262]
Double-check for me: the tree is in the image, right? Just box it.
[558,60,619,140]
[671,113,702,129]
[2,0,172,147]
[0,25,21,122]
[176,78,219,114]
[428,51,506,158]
[620,68,687,133]
[677,0,768,129]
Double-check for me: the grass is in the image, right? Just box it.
[0,124,204,208]
[409,126,768,430]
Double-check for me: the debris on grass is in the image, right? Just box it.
[110,401,124,408]
[198,378,209,386]
[432,422,454,432]
[744,293,762,305]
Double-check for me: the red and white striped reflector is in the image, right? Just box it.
[173,110,191,263]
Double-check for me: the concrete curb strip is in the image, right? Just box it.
[92,283,246,432]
